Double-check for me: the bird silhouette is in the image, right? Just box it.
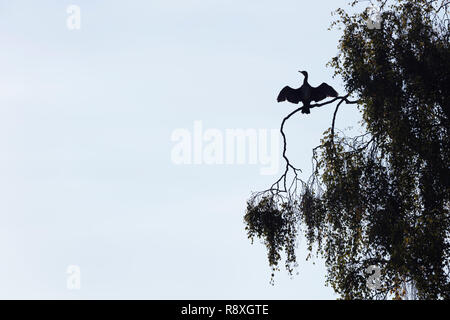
[277,71,338,114]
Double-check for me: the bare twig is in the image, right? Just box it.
[262,95,359,198]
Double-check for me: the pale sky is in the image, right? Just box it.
[0,0,365,299]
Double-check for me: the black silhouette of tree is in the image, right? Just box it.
[244,0,449,299]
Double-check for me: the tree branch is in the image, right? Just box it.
[263,95,358,197]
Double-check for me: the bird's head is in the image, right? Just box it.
[299,70,308,77]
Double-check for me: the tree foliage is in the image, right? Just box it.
[244,0,449,299]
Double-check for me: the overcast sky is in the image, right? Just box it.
[0,0,366,299]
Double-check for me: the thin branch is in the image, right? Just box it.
[265,95,358,197]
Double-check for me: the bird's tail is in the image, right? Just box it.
[301,103,311,114]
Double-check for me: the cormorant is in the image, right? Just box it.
[277,71,339,114]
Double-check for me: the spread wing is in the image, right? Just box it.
[277,86,301,104]
[310,83,338,102]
